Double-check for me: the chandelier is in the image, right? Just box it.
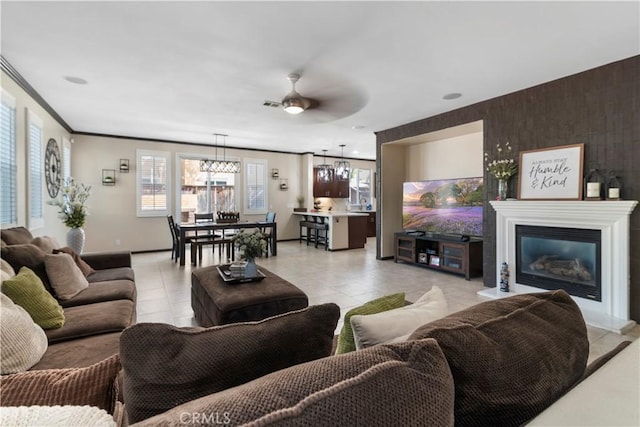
[317,149,333,183]
[334,144,350,181]
[200,134,241,174]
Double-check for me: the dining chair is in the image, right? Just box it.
[190,213,217,265]
[261,211,276,257]
[215,211,240,262]
[167,215,180,262]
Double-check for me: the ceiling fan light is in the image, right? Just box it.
[282,92,306,114]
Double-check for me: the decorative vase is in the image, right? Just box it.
[498,179,509,200]
[67,227,85,254]
[244,259,257,277]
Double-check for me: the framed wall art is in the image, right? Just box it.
[517,143,584,200]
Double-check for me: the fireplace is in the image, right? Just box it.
[480,200,638,334]
[515,225,601,301]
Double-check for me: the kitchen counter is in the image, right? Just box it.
[292,212,368,250]
[292,211,369,218]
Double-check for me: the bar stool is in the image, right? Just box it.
[306,217,329,250]
[299,215,311,244]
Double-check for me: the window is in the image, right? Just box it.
[27,109,44,229]
[349,168,372,207]
[244,158,267,214]
[137,149,170,217]
[177,155,236,223]
[62,136,72,180]
[1,89,17,226]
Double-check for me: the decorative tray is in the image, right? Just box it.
[216,264,266,284]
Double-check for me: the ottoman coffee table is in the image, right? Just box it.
[191,264,309,327]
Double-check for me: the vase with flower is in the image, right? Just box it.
[48,177,91,253]
[232,229,267,277]
[485,140,518,200]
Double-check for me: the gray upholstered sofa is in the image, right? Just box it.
[1,226,136,370]
[117,289,630,427]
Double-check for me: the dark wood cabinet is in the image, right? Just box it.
[313,168,349,198]
[348,216,367,249]
[394,232,483,280]
[366,212,376,237]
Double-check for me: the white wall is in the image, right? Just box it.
[1,71,72,243]
[71,135,375,252]
[405,131,483,180]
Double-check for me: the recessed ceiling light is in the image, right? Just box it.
[352,150,359,154]
[64,76,88,85]
[442,93,462,100]
[351,125,365,130]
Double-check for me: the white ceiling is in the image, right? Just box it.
[1,1,638,160]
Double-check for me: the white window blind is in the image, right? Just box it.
[0,89,17,225]
[62,136,72,179]
[137,149,170,216]
[245,158,267,214]
[27,109,44,229]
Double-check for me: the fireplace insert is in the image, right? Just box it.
[515,225,601,301]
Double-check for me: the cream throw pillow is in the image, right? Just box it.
[1,258,16,282]
[0,406,116,427]
[351,286,449,350]
[0,293,48,374]
[44,253,89,300]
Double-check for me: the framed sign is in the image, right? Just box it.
[518,143,584,200]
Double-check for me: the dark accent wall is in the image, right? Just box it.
[376,56,640,321]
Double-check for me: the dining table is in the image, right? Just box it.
[177,220,277,266]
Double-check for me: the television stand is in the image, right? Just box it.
[394,232,483,280]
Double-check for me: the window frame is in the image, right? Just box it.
[136,149,171,217]
[1,88,17,227]
[26,108,44,230]
[244,158,268,215]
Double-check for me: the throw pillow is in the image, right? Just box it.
[0,293,48,374]
[0,354,121,414]
[351,286,448,350]
[335,292,405,354]
[30,236,60,253]
[0,226,33,245]
[120,303,340,424]
[1,267,65,329]
[133,339,455,427]
[53,247,95,277]
[408,290,589,427]
[0,243,52,293]
[44,253,89,300]
[0,405,116,427]
[1,258,16,282]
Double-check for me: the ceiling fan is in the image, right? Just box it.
[263,72,369,122]
[264,73,315,115]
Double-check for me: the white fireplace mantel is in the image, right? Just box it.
[479,200,638,334]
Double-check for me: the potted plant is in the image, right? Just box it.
[232,230,267,277]
[48,177,91,253]
[294,195,306,212]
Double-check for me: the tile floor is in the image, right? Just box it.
[134,238,639,364]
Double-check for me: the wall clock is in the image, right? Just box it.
[45,138,62,198]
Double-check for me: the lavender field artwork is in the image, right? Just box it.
[402,177,484,236]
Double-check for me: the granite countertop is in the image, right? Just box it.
[292,211,369,218]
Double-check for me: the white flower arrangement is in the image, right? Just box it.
[233,229,267,260]
[484,140,518,180]
[48,177,91,228]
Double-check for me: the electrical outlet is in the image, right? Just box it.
[115,239,121,246]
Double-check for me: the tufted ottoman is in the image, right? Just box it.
[191,265,309,326]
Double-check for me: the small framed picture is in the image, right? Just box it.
[518,143,584,200]
[429,255,440,267]
[418,253,428,264]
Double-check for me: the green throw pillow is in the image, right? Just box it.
[2,267,65,329]
[335,292,405,354]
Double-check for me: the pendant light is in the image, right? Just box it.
[317,149,333,183]
[334,144,350,181]
[200,134,241,173]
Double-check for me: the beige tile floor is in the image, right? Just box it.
[134,238,639,364]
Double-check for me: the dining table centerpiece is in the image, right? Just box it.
[48,177,91,253]
[232,229,267,277]
[485,140,518,200]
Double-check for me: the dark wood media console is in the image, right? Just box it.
[394,232,483,280]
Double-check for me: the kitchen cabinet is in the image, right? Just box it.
[313,168,349,198]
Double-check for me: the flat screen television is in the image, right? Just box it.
[402,177,483,237]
